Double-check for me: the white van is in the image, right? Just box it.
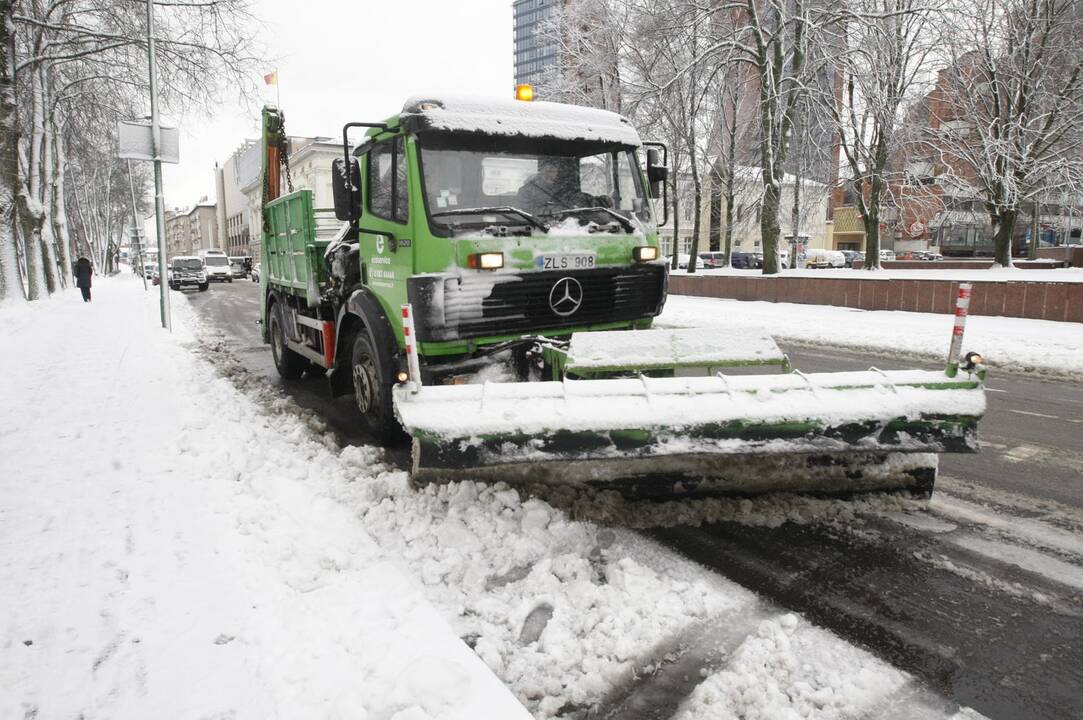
[199,249,232,283]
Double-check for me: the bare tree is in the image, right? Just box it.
[626,0,728,273]
[539,0,630,111]
[0,5,24,300]
[829,0,937,270]
[930,0,1083,267]
[2,0,262,301]
[706,0,842,275]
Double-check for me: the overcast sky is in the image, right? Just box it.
[159,0,513,209]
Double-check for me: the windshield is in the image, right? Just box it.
[205,256,228,266]
[418,134,649,234]
[173,259,202,270]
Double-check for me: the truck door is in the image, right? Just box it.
[361,135,413,341]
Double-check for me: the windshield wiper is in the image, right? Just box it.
[430,206,550,232]
[543,206,635,233]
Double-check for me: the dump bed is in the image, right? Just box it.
[263,189,343,304]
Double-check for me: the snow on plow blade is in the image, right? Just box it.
[394,369,985,496]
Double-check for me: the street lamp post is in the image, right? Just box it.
[146,0,170,330]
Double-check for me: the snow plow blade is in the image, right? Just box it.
[393,369,985,497]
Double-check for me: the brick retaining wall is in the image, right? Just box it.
[1037,246,1083,268]
[668,274,1083,323]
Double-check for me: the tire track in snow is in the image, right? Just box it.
[648,510,1083,720]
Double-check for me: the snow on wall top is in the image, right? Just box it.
[401,95,642,146]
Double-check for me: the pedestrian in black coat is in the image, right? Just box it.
[75,257,93,302]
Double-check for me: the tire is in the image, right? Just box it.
[228,277,234,283]
[269,302,308,380]
[198,283,209,292]
[350,330,400,444]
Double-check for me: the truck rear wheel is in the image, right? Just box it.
[351,331,399,443]
[270,302,308,380]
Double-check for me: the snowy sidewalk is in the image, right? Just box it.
[0,276,530,719]
[660,294,1083,377]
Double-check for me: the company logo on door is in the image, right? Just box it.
[376,235,385,254]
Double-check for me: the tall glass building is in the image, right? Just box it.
[513,0,565,88]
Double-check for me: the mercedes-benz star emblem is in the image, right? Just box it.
[549,277,584,316]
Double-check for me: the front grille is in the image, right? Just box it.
[413,265,666,341]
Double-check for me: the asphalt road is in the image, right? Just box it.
[185,280,1082,720]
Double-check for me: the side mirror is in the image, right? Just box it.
[646,148,669,199]
[332,156,361,222]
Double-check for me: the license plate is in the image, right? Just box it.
[536,253,596,270]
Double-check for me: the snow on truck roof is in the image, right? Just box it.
[399,95,642,146]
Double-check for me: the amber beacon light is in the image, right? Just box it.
[515,84,535,102]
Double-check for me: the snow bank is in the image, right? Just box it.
[673,614,908,720]
[659,295,1083,377]
[0,276,529,720]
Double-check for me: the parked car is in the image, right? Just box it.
[250,262,261,282]
[804,249,846,268]
[879,249,896,262]
[666,253,692,269]
[840,250,864,267]
[697,251,727,269]
[730,251,760,269]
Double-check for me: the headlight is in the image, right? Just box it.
[634,246,659,262]
[468,252,504,270]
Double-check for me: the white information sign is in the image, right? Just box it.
[117,121,180,163]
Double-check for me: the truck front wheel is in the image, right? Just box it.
[270,303,308,380]
[351,331,399,443]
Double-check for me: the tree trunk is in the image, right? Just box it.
[723,179,735,267]
[0,6,22,301]
[17,139,45,300]
[862,175,881,270]
[991,207,1016,268]
[686,143,702,274]
[760,173,782,274]
[38,71,59,293]
[1028,200,1039,261]
[53,124,72,286]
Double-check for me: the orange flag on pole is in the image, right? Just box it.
[264,71,278,85]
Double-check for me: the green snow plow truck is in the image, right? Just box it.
[259,92,986,496]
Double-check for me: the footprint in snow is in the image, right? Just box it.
[519,602,554,645]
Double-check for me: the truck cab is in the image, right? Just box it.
[261,95,668,437]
